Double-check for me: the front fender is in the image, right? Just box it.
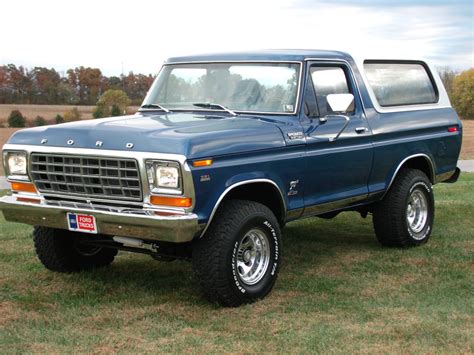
[189,148,307,224]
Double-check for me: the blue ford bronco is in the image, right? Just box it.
[1,50,462,306]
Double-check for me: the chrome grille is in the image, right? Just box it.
[30,153,142,202]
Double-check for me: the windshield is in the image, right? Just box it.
[142,62,301,114]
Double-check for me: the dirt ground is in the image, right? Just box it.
[0,119,473,175]
[460,120,474,159]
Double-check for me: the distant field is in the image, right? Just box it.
[0,104,139,126]
[0,104,96,125]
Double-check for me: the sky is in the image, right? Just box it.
[1,0,472,76]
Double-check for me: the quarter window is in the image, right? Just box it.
[364,61,438,107]
[310,66,352,117]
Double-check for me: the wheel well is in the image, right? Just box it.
[400,156,434,183]
[223,182,286,225]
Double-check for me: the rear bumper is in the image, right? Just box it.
[0,195,201,243]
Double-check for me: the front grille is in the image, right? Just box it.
[30,153,142,202]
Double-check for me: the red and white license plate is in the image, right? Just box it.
[67,213,98,234]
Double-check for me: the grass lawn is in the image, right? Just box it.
[0,175,473,353]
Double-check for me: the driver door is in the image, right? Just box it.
[300,62,373,214]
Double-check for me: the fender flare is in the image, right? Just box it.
[383,153,435,198]
[199,178,287,238]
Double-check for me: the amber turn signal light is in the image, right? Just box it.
[192,159,213,167]
[11,182,37,193]
[150,195,192,208]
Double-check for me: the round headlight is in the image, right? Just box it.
[7,152,27,175]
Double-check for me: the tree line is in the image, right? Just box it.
[0,64,155,106]
[0,64,472,119]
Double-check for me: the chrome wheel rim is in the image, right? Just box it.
[236,228,271,286]
[406,188,428,237]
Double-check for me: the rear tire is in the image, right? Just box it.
[33,227,117,272]
[373,168,434,247]
[193,200,281,307]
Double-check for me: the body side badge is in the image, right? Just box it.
[287,132,304,140]
[200,174,211,182]
[288,179,299,196]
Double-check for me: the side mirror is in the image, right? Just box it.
[317,94,355,142]
[326,93,354,113]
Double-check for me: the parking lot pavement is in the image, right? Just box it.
[458,160,474,173]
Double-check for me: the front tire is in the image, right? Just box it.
[373,168,434,247]
[33,227,118,272]
[193,200,281,307]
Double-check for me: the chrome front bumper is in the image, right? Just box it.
[0,195,201,243]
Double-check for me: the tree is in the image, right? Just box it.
[33,115,47,126]
[93,89,131,118]
[438,67,457,101]
[0,65,32,104]
[0,63,155,105]
[108,76,122,90]
[451,68,474,120]
[67,66,106,104]
[64,107,81,122]
[8,110,26,127]
[122,72,155,105]
[30,67,61,104]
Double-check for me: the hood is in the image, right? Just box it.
[7,112,287,159]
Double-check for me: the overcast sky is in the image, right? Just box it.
[1,0,472,76]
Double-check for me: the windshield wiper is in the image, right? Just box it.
[193,102,237,116]
[140,103,170,113]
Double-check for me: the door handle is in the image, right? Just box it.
[355,127,368,134]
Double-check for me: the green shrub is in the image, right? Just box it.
[64,107,81,122]
[111,104,122,116]
[93,104,107,119]
[94,89,130,118]
[54,114,65,124]
[8,110,26,127]
[33,115,47,126]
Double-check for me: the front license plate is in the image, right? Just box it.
[67,213,98,234]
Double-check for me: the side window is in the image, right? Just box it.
[310,66,352,117]
[363,61,438,107]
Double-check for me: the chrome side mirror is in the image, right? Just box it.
[327,93,354,113]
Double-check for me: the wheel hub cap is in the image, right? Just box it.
[236,228,270,286]
[406,188,428,236]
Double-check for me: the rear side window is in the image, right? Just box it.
[364,61,438,107]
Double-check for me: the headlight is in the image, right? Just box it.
[5,151,27,176]
[146,160,182,194]
[156,166,180,188]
